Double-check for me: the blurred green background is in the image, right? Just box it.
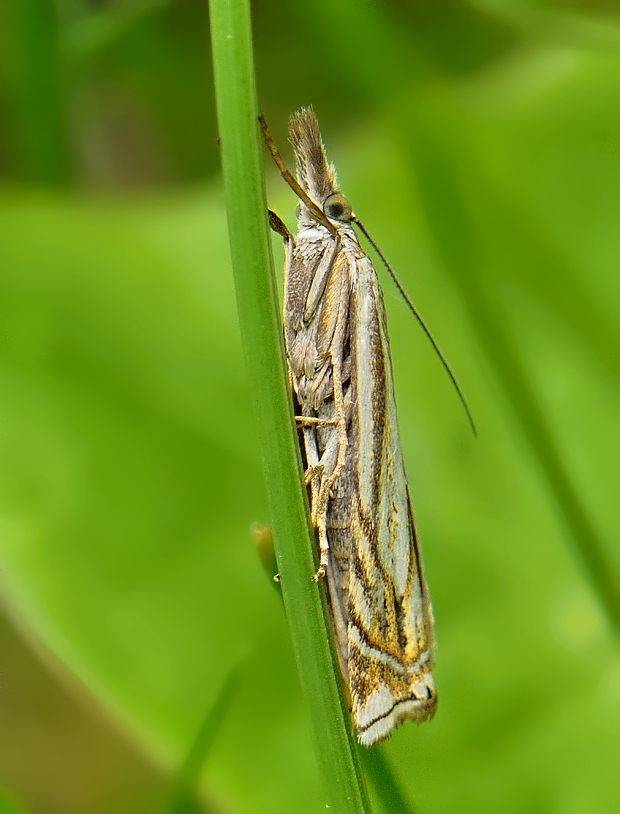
[1,0,620,812]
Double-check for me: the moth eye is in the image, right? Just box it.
[323,192,352,222]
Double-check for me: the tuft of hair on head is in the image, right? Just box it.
[289,107,338,204]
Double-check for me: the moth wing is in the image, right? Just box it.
[348,254,436,747]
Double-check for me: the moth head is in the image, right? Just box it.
[323,192,353,223]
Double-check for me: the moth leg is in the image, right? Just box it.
[297,411,331,582]
[311,423,342,582]
[312,297,350,581]
[312,466,333,582]
[312,527,330,582]
[304,463,324,485]
[299,415,324,530]
[315,358,348,507]
[295,416,336,427]
[268,209,291,240]
[297,410,327,488]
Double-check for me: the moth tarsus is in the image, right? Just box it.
[263,107,438,747]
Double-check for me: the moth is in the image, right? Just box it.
[261,108,473,747]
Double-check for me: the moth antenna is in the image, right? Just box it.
[353,217,477,438]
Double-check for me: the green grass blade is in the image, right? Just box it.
[360,746,418,814]
[6,0,70,185]
[208,1,372,811]
[166,662,245,813]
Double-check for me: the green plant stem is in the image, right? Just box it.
[360,746,418,814]
[167,663,244,813]
[208,1,372,811]
[7,0,70,185]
